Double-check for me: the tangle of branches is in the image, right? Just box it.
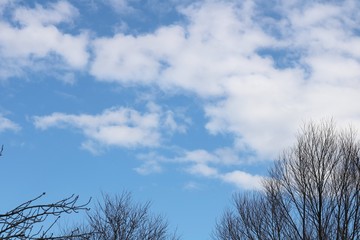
[0,192,92,240]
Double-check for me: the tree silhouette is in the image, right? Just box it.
[71,192,180,240]
[214,121,360,240]
[0,193,91,240]
[0,146,92,239]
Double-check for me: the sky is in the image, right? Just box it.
[1,0,360,239]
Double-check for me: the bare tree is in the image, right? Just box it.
[0,145,92,239]
[0,192,91,240]
[214,120,360,240]
[72,192,180,240]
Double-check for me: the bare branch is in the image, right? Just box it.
[70,191,180,240]
[0,193,91,240]
[214,120,360,240]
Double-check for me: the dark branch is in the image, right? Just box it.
[0,193,92,240]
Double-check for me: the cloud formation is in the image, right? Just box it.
[0,115,20,133]
[181,148,263,190]
[104,0,135,14]
[13,1,78,26]
[134,147,264,189]
[0,1,88,80]
[33,107,160,149]
[4,0,360,189]
[33,104,188,153]
[90,0,360,161]
[86,0,360,188]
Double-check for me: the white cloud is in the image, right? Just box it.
[147,102,189,134]
[0,115,20,133]
[175,147,264,189]
[33,107,161,149]
[186,163,219,177]
[4,0,360,189]
[91,1,274,96]
[133,151,172,175]
[182,149,216,164]
[163,110,188,134]
[134,160,162,175]
[90,25,185,84]
[181,147,243,165]
[0,1,89,80]
[183,160,263,190]
[221,170,263,190]
[89,0,360,163]
[13,1,79,26]
[0,23,88,69]
[33,104,188,152]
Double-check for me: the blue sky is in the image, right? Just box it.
[1,0,360,239]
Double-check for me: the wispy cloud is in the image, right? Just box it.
[179,148,263,190]
[0,115,20,133]
[183,181,201,191]
[134,151,167,175]
[134,160,163,175]
[13,1,79,26]
[33,104,189,152]
[104,0,135,14]
[221,170,263,190]
[33,107,161,149]
[134,147,264,190]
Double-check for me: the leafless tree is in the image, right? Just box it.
[0,145,92,240]
[213,120,360,240]
[71,192,180,240]
[0,192,92,240]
